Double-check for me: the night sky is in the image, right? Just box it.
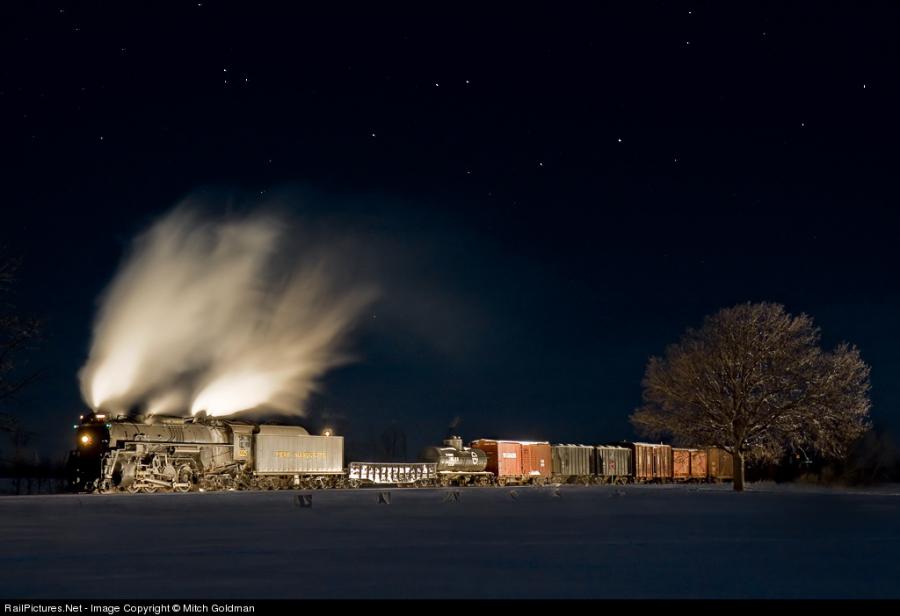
[2,3,900,459]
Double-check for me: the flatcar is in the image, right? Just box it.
[347,462,438,487]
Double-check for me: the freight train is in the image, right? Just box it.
[66,412,732,493]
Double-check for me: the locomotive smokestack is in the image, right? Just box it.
[444,436,464,451]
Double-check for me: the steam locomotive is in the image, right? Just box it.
[67,412,733,493]
[67,412,344,493]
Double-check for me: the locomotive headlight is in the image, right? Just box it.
[80,434,92,446]
[322,428,334,437]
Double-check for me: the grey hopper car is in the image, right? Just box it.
[595,445,633,483]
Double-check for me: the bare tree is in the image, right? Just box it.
[631,302,871,491]
[0,254,42,407]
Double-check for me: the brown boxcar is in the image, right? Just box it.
[707,447,734,481]
[521,442,552,478]
[470,439,523,477]
[672,447,708,481]
[631,442,673,481]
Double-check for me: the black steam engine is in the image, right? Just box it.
[67,411,345,493]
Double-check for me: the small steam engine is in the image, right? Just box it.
[67,412,344,493]
[421,436,492,486]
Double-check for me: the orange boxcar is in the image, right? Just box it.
[673,447,708,480]
[689,448,708,479]
[672,448,692,480]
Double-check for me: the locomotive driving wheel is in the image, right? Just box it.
[173,464,194,493]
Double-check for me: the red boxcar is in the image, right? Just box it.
[520,442,551,478]
[470,439,551,483]
[471,439,522,477]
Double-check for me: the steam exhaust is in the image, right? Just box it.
[79,202,377,417]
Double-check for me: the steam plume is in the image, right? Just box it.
[79,204,376,416]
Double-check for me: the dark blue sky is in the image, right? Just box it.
[2,2,899,459]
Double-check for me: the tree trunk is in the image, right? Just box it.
[733,450,746,491]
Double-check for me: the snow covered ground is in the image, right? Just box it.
[1,483,899,599]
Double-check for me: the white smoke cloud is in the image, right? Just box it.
[79,203,377,416]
